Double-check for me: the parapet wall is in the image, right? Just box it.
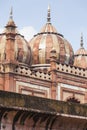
[0,62,87,81]
[56,63,87,77]
[14,65,51,81]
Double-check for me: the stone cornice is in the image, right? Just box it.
[0,90,87,118]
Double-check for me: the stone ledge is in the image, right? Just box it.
[0,90,87,117]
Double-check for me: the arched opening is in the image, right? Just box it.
[66,96,80,103]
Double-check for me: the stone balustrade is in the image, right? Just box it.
[56,63,87,77]
[0,62,87,80]
[15,65,51,81]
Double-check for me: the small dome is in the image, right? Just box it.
[29,6,74,65]
[0,9,32,66]
[74,34,87,68]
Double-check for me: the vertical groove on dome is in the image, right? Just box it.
[33,35,42,64]
[52,34,60,58]
[45,24,48,32]
[49,24,51,32]
[46,34,53,63]
[20,36,27,62]
[64,39,71,64]
[39,34,47,63]
[58,36,66,63]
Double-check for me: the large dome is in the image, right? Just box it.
[74,34,87,68]
[0,10,32,66]
[29,6,74,65]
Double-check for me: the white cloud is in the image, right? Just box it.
[0,28,3,33]
[19,26,37,41]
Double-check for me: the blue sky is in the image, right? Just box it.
[0,0,87,52]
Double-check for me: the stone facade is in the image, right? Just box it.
[0,6,87,130]
[0,91,87,130]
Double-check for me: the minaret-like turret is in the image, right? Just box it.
[5,7,16,63]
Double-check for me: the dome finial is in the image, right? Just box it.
[47,5,51,23]
[10,6,13,20]
[80,33,84,48]
[5,6,16,30]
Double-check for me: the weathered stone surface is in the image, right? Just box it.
[0,90,87,117]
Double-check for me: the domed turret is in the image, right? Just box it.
[29,6,74,65]
[0,8,32,66]
[74,33,87,68]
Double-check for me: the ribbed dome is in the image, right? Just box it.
[74,34,87,68]
[29,6,74,65]
[40,23,57,33]
[0,9,32,66]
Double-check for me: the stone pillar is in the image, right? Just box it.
[50,48,57,99]
[5,23,16,62]
[4,73,16,92]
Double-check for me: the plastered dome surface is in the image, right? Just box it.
[0,11,32,66]
[29,6,74,65]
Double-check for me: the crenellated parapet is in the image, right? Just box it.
[15,65,51,81]
[56,62,87,77]
[0,63,51,81]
